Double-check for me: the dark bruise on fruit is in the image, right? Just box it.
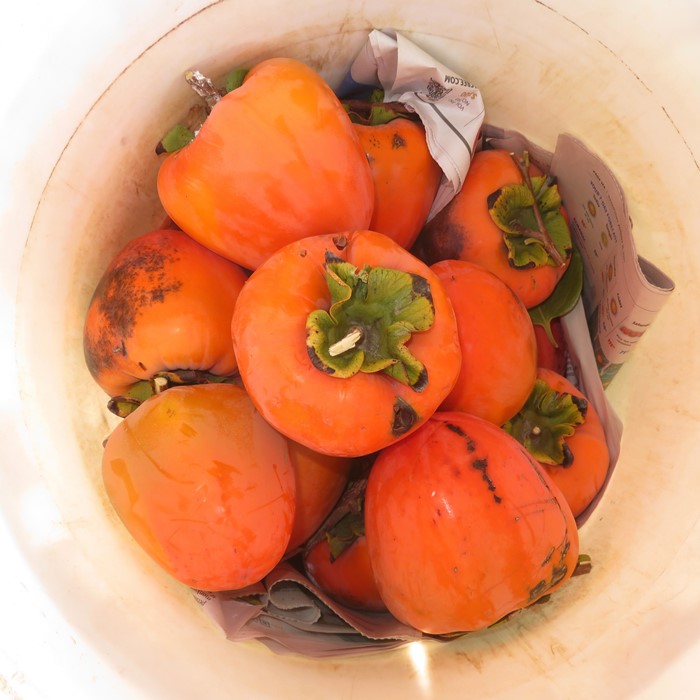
[445,422,501,502]
[332,234,349,251]
[541,546,555,566]
[528,579,549,601]
[84,244,182,375]
[529,535,572,602]
[391,396,418,436]
[392,132,406,149]
[414,219,465,264]
[410,272,433,306]
[472,457,502,504]
[444,422,476,452]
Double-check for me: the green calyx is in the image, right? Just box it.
[224,67,249,93]
[364,88,400,126]
[502,379,587,466]
[107,370,237,418]
[157,124,196,154]
[343,88,417,126]
[306,252,435,391]
[488,152,572,269]
[325,510,365,561]
[155,67,249,155]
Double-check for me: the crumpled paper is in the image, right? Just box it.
[338,28,485,218]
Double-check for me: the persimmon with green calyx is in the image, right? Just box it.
[83,229,248,398]
[303,478,386,612]
[231,230,462,457]
[364,411,579,634]
[156,58,374,270]
[502,367,610,519]
[413,148,573,308]
[346,89,442,250]
[101,383,296,592]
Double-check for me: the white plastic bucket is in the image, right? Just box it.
[2,1,699,697]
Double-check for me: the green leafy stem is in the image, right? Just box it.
[488,152,572,270]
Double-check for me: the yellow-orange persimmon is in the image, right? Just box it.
[157,57,374,270]
[102,383,296,591]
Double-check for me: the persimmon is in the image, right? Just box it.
[83,229,247,398]
[102,383,296,591]
[157,58,374,270]
[432,259,537,425]
[285,441,352,553]
[503,367,610,519]
[305,533,386,612]
[413,148,572,308]
[350,101,442,249]
[364,411,579,634]
[231,230,462,457]
[303,477,385,611]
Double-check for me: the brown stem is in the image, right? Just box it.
[510,152,566,267]
[184,70,224,111]
[303,478,367,557]
[508,221,565,266]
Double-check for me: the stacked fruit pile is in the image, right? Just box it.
[83,56,610,641]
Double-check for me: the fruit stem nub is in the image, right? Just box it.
[184,70,223,111]
[328,328,364,356]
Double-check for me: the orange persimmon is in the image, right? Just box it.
[157,57,374,270]
[414,148,572,308]
[365,411,579,634]
[432,259,537,425]
[503,367,610,519]
[231,230,462,457]
[354,117,442,249]
[303,477,385,611]
[83,229,247,397]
